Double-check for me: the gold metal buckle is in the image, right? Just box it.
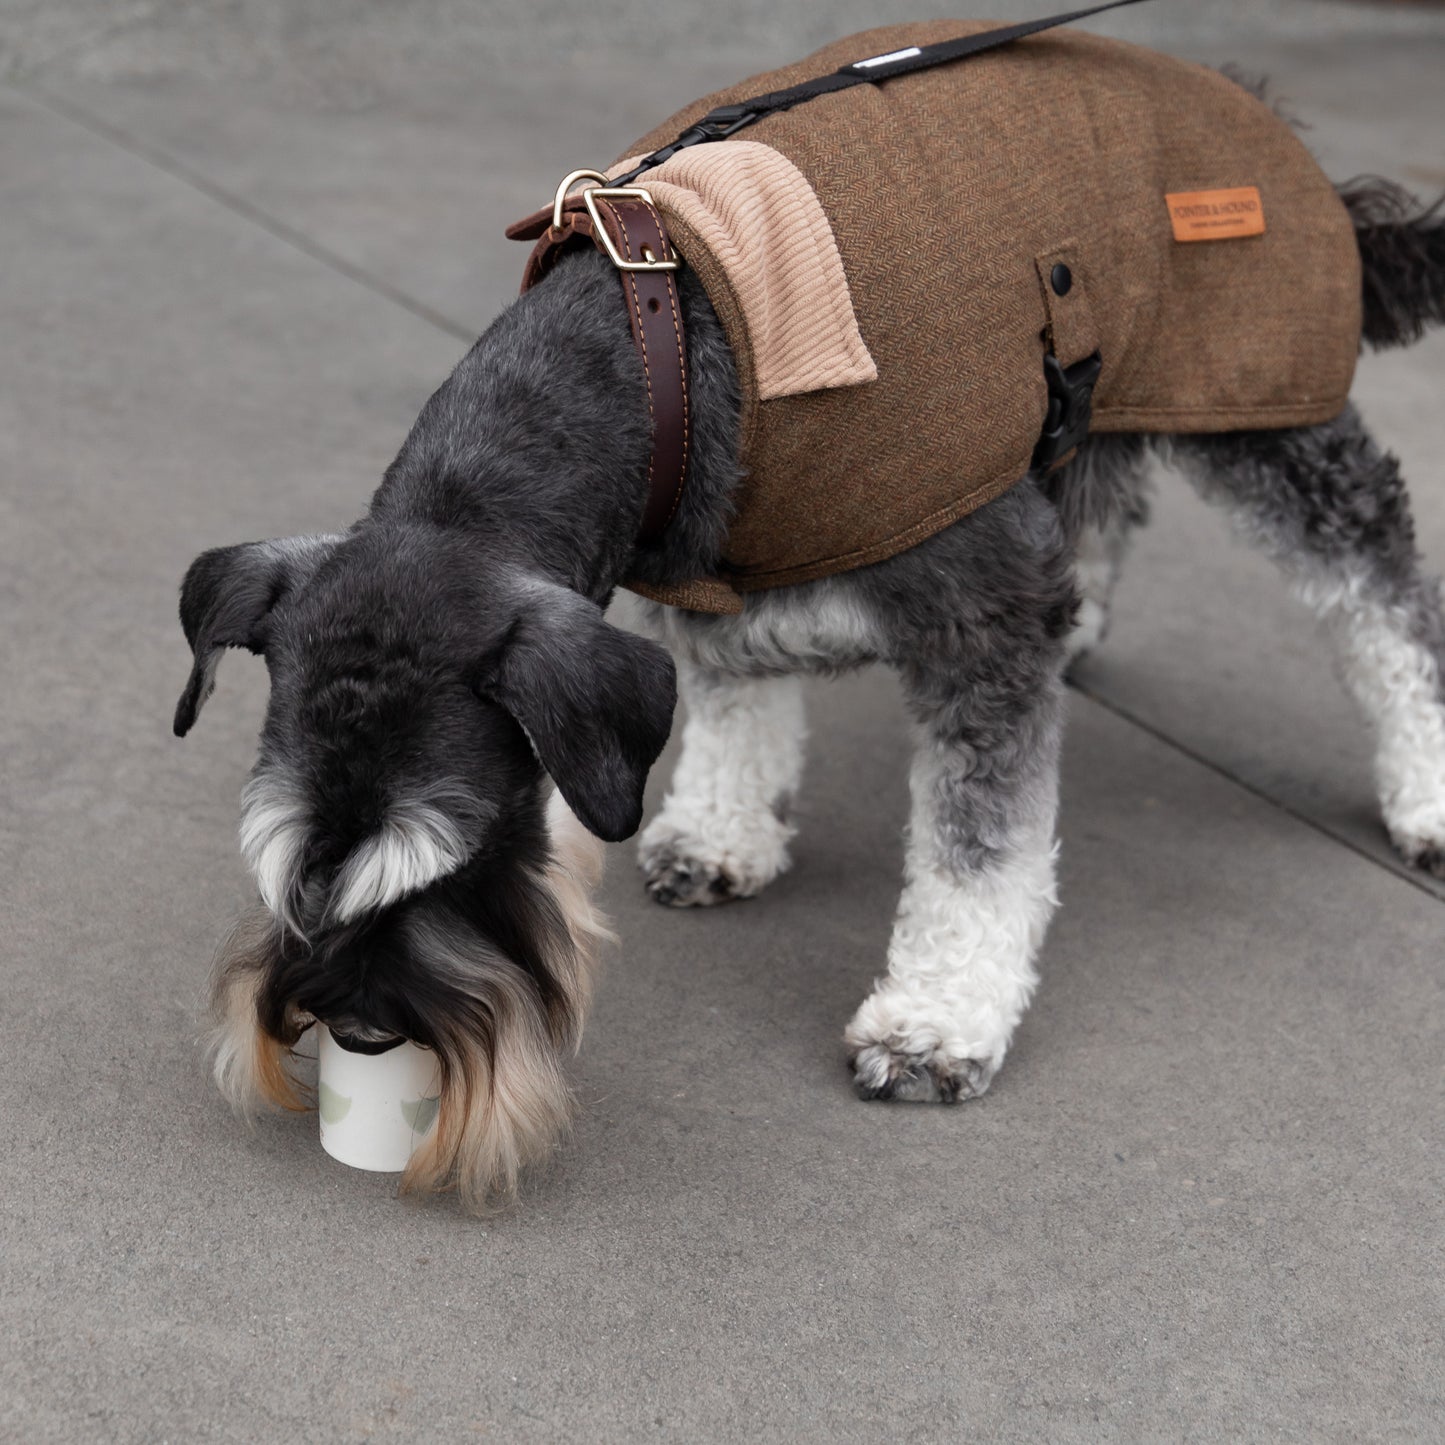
[549,168,679,273]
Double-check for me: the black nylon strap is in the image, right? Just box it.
[611,0,1155,187]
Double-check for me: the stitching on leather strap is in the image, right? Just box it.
[660,248,690,530]
[523,192,689,546]
[609,199,687,541]
[604,202,660,507]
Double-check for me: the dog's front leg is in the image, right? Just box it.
[639,661,806,906]
[846,663,1064,1103]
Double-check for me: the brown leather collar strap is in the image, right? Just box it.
[506,190,690,546]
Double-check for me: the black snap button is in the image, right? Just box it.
[1050,262,1073,297]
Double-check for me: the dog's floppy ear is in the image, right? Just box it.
[477,586,677,842]
[173,535,339,737]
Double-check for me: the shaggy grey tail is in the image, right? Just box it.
[1340,177,1445,350]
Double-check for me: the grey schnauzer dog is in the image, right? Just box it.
[174,168,1445,1206]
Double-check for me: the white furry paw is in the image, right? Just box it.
[637,810,793,908]
[1380,770,1445,880]
[844,986,1011,1104]
[1375,715,1445,880]
[1387,827,1445,880]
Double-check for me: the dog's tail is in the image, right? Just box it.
[1340,177,1445,350]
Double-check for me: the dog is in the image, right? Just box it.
[174,48,1445,1207]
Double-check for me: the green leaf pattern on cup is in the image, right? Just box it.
[401,1096,440,1135]
[318,1081,352,1125]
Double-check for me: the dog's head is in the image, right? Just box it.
[173,525,675,1203]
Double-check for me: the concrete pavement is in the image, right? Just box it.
[2,3,1442,1439]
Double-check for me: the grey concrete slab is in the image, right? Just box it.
[10,0,1445,83]
[0,0,158,79]
[7,488,1445,1442]
[2,9,1444,1443]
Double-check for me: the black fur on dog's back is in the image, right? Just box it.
[1340,176,1445,350]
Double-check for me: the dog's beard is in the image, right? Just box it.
[206,909,314,1117]
[206,791,610,1208]
[401,795,610,1208]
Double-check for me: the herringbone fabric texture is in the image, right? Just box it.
[616,21,1362,609]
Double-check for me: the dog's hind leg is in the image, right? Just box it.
[1047,433,1152,668]
[1068,512,1140,666]
[1170,405,1445,876]
[638,661,807,906]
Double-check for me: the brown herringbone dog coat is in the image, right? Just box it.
[525,22,1362,612]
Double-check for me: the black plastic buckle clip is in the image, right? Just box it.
[1032,349,1102,469]
[614,106,759,184]
[697,103,759,134]
[666,106,759,154]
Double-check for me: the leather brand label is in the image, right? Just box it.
[1166,186,1266,242]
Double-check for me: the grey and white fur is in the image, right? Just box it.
[175,148,1445,1201]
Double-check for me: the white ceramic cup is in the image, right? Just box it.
[317,1025,443,1172]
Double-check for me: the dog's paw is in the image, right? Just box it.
[642,848,748,907]
[1414,847,1445,881]
[637,812,793,908]
[1392,833,1445,881]
[843,986,1011,1105]
[1375,710,1445,880]
[1384,797,1445,880]
[848,1042,995,1103]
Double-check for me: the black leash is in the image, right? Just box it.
[611,0,1156,187]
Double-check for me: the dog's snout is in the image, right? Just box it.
[326,1024,406,1056]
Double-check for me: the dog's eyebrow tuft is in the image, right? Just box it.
[329,788,487,923]
[239,771,310,935]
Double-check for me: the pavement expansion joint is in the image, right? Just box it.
[1069,678,1445,904]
